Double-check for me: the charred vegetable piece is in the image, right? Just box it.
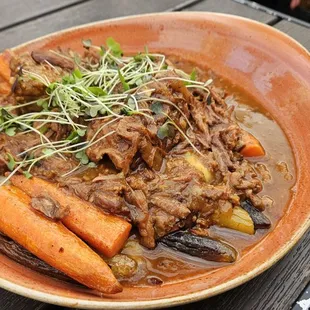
[0,233,74,283]
[241,200,271,229]
[215,206,255,235]
[160,231,237,263]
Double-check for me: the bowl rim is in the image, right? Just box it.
[0,11,309,309]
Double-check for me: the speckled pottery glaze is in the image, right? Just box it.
[0,12,309,309]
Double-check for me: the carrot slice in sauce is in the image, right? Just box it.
[240,133,265,157]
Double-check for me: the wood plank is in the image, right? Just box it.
[274,20,310,50]
[292,282,310,310]
[185,0,277,23]
[170,229,310,310]
[0,288,49,310]
[0,0,84,30]
[0,0,186,51]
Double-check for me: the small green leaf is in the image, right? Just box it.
[143,74,152,83]
[99,107,107,115]
[127,97,136,110]
[66,130,78,141]
[75,151,83,159]
[81,157,89,165]
[75,151,89,165]
[42,148,54,157]
[151,102,163,115]
[89,106,100,118]
[72,69,82,79]
[37,98,47,106]
[134,53,143,62]
[6,153,16,171]
[144,46,149,54]
[87,162,97,168]
[157,122,175,140]
[39,125,48,134]
[88,87,107,96]
[77,129,86,137]
[120,107,133,116]
[82,39,92,49]
[190,68,197,81]
[184,68,197,85]
[37,98,48,110]
[118,70,129,91]
[106,37,123,57]
[62,75,75,85]
[5,127,16,136]
[23,171,32,179]
[135,78,143,86]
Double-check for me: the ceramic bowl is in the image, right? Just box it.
[0,12,309,309]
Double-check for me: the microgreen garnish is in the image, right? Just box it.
[118,70,130,91]
[6,153,16,171]
[82,39,92,49]
[0,38,213,185]
[190,68,197,81]
[106,37,123,57]
[23,171,32,179]
[5,127,16,136]
[157,122,175,139]
[151,102,163,115]
[75,150,89,165]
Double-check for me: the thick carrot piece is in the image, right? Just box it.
[0,51,12,95]
[11,175,131,257]
[0,185,122,294]
[240,133,265,157]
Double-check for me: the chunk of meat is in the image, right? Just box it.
[31,196,69,220]
[86,116,163,174]
[10,53,71,101]
[31,51,74,70]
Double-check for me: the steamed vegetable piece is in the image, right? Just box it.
[215,206,255,235]
[0,233,73,283]
[184,153,213,183]
[0,185,122,293]
[10,175,131,257]
[108,254,138,279]
[160,231,237,263]
[240,133,265,157]
[241,200,271,229]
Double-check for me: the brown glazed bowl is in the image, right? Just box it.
[0,12,309,309]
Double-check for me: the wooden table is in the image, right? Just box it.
[0,1,309,309]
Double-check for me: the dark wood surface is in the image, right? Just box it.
[0,0,309,309]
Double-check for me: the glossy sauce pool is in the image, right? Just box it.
[118,57,297,288]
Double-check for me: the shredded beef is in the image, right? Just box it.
[0,59,269,249]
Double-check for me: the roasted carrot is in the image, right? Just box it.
[240,133,265,157]
[0,185,122,294]
[11,175,131,257]
[0,51,12,95]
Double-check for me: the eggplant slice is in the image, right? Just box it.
[160,231,237,263]
[241,200,271,229]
